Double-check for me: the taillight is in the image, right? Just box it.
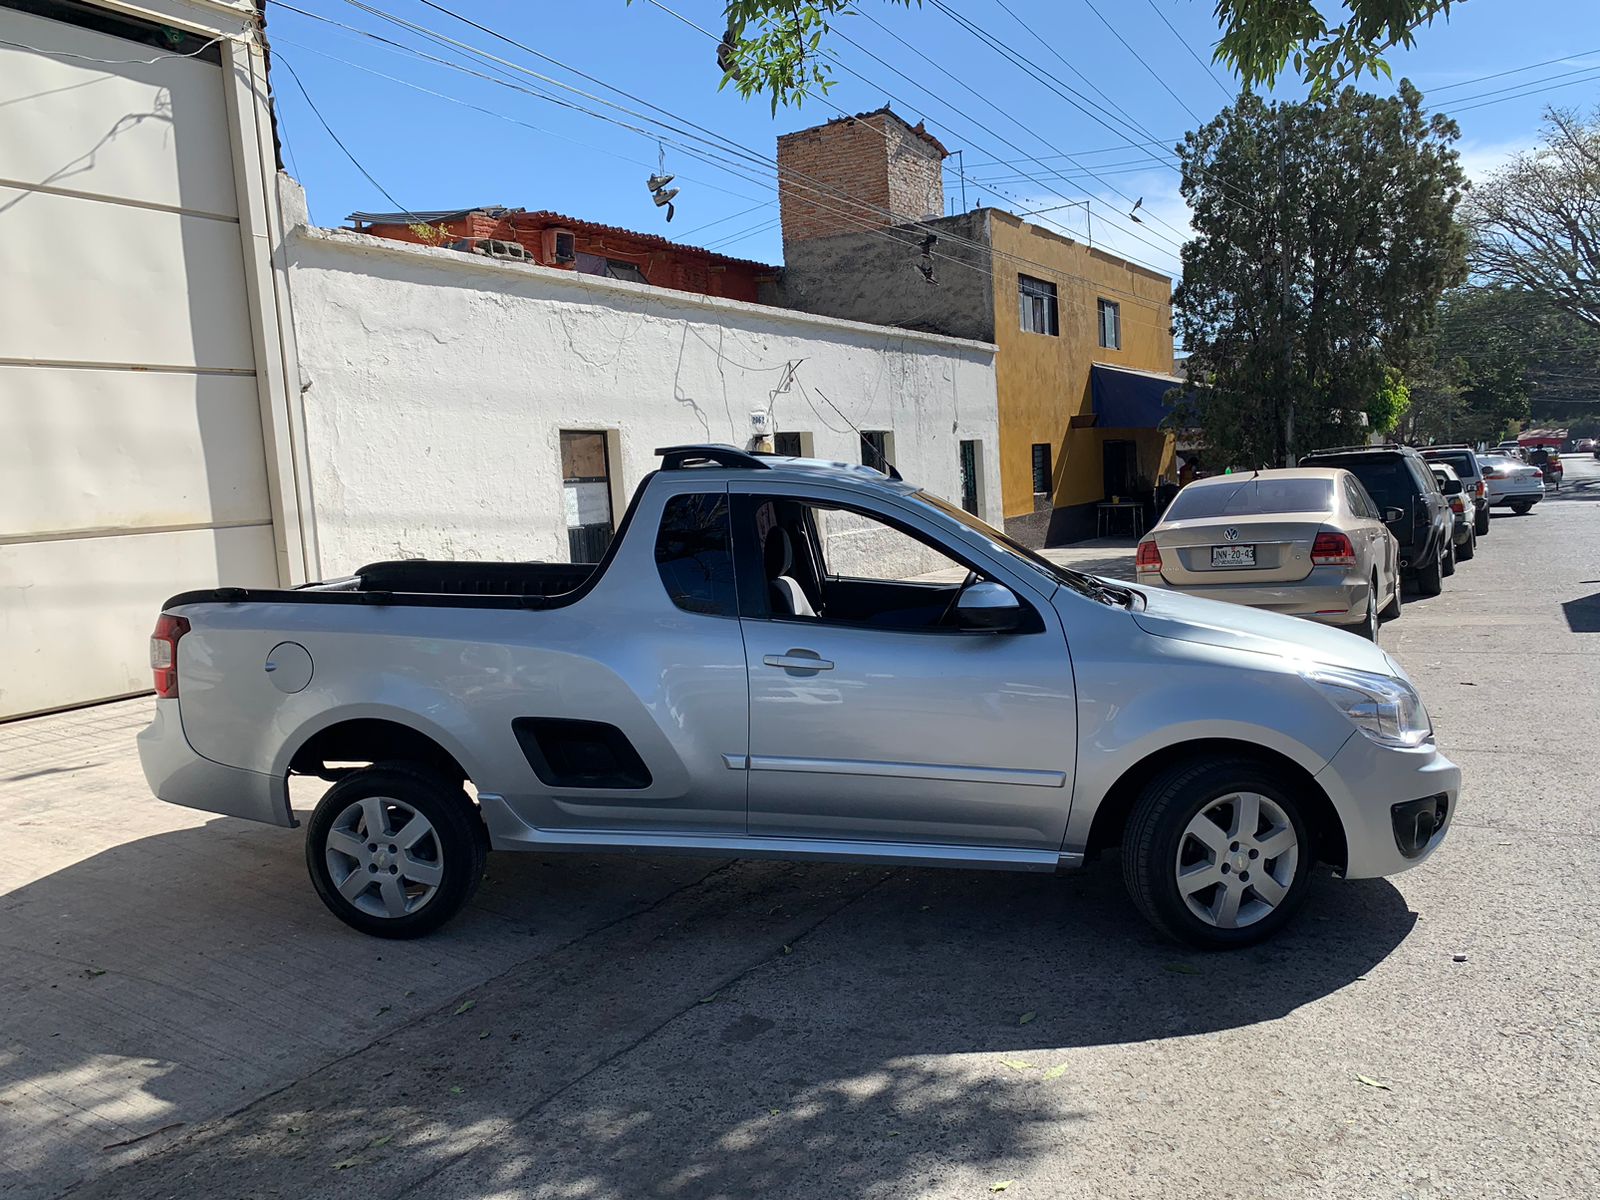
[1475,480,1486,498]
[150,614,190,698]
[1135,540,1163,573]
[1450,497,1466,514]
[1311,531,1357,566]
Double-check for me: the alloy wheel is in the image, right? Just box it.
[324,795,444,919]
[1174,792,1300,929]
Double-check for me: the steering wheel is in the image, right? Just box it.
[939,570,977,628]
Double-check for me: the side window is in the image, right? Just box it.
[1345,477,1374,518]
[1412,460,1440,493]
[655,493,736,616]
[813,506,966,583]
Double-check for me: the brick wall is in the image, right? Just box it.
[777,109,945,249]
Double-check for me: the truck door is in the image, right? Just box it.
[729,484,1076,852]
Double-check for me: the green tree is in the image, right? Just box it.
[1369,368,1411,437]
[1171,85,1467,466]
[1464,109,1600,331]
[684,1,1461,108]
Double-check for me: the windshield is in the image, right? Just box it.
[1333,460,1416,510]
[1423,451,1476,477]
[1164,478,1333,520]
[915,491,1123,602]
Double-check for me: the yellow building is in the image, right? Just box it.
[774,108,1180,544]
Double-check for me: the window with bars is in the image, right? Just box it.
[1019,275,1059,336]
[1031,443,1053,496]
[1097,297,1121,349]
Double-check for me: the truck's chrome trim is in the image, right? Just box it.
[721,753,749,770]
[746,754,1067,788]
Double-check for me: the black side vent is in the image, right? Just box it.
[512,718,652,790]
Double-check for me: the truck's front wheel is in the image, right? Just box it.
[306,765,486,938]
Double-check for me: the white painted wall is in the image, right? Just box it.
[281,181,1003,573]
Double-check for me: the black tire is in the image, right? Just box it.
[1474,506,1489,537]
[1121,757,1317,950]
[1379,574,1402,621]
[1414,546,1444,597]
[1348,581,1379,641]
[1441,537,1456,577]
[1457,528,1475,561]
[306,764,487,938]
[1510,499,1534,515]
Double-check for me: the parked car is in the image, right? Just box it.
[1299,444,1454,597]
[1574,438,1596,453]
[138,445,1457,950]
[1428,463,1477,561]
[1134,467,1401,642]
[1419,446,1490,537]
[1477,453,1544,515]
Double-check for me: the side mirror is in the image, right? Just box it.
[1442,478,1463,496]
[1383,507,1405,524]
[955,580,1023,631]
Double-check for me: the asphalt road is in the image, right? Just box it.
[3,458,1597,1200]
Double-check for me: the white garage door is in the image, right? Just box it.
[0,3,278,719]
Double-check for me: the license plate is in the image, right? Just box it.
[1211,544,1256,567]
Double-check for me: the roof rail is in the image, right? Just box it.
[1421,443,1472,450]
[655,444,772,471]
[1303,442,1408,456]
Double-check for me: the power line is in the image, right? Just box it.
[276,54,417,218]
[1448,65,1600,113]
[269,7,1179,327]
[838,11,1188,256]
[1076,0,1204,123]
[642,0,1184,269]
[1141,0,1234,101]
[976,0,1261,218]
[1424,47,1600,94]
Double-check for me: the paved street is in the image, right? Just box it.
[3,459,1598,1200]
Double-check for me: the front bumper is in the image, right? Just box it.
[137,699,295,827]
[1144,575,1369,626]
[1314,733,1458,878]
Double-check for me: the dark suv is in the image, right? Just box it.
[1419,446,1491,537]
[1300,444,1454,596]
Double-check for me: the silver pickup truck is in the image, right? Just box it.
[139,446,1457,948]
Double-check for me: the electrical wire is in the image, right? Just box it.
[1423,47,1600,94]
[276,55,417,218]
[0,32,231,65]
[1449,66,1600,113]
[1141,0,1234,101]
[1077,0,1204,122]
[271,1,1184,313]
[637,0,1182,270]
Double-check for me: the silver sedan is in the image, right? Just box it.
[1137,468,1402,641]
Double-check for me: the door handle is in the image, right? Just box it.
[763,651,834,672]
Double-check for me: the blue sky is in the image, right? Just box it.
[266,0,1600,281]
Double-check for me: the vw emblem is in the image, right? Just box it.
[1223,527,1240,542]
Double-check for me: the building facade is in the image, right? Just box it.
[771,108,1181,544]
[282,182,1002,574]
[350,207,777,304]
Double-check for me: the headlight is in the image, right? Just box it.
[1304,666,1433,748]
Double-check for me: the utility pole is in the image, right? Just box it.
[951,150,968,212]
[1278,106,1296,467]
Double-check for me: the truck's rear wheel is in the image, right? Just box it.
[306,765,486,938]
[1121,758,1316,949]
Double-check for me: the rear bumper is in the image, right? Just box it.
[1488,483,1543,504]
[1142,576,1369,625]
[1315,734,1459,879]
[137,699,295,828]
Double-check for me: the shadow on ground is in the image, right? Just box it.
[5,814,1415,1200]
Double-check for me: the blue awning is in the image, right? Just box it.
[1090,363,1187,429]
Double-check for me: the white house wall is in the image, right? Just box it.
[283,199,1003,573]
